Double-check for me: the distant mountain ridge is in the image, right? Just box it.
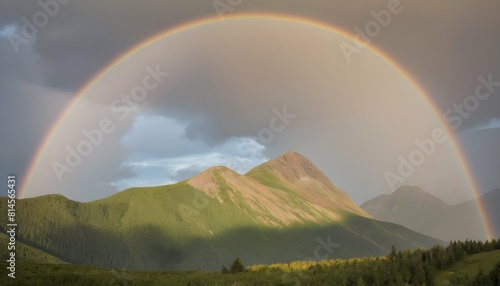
[361,186,500,241]
[0,151,441,270]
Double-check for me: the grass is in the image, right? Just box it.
[0,233,64,264]
[0,261,287,286]
[2,238,498,285]
[434,249,500,285]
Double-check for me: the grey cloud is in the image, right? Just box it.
[170,164,204,182]
[0,37,71,197]
[3,0,499,125]
[2,0,499,202]
[458,128,500,194]
[1,0,214,90]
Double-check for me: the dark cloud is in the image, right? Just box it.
[458,128,500,194]
[1,0,499,201]
[0,37,71,197]
[1,0,213,90]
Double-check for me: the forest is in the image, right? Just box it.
[1,238,499,285]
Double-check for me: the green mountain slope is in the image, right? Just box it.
[0,152,442,270]
[434,249,500,285]
[0,232,64,264]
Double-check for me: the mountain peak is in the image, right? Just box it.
[394,185,421,193]
[262,151,331,183]
[392,185,448,205]
[246,151,371,218]
[186,165,240,199]
[190,165,239,179]
[205,165,234,173]
[393,185,426,196]
[277,150,307,160]
[361,185,451,239]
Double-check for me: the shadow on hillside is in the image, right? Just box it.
[3,220,442,271]
[0,196,443,271]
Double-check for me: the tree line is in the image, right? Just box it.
[245,238,500,285]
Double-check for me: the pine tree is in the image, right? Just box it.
[230,257,245,274]
[412,264,426,286]
[490,238,498,250]
[356,276,366,286]
[490,262,500,286]
[454,240,465,260]
[388,245,397,261]
[484,240,494,252]
[447,246,455,264]
[220,264,229,274]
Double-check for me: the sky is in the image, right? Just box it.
[0,0,499,205]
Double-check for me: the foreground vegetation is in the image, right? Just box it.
[434,249,500,285]
[1,239,499,285]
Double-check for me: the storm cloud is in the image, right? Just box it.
[1,0,499,204]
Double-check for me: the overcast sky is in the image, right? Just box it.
[0,0,499,205]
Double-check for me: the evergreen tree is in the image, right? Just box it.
[220,264,229,274]
[484,240,494,252]
[491,238,498,250]
[447,246,455,264]
[388,245,397,261]
[464,239,471,254]
[491,262,500,286]
[356,276,366,286]
[454,241,465,260]
[412,263,426,286]
[230,257,245,274]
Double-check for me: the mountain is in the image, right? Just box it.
[360,186,449,236]
[246,151,370,218]
[361,186,500,241]
[0,152,442,270]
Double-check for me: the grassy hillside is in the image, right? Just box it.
[2,261,285,286]
[0,152,443,270]
[434,249,500,285]
[0,233,64,264]
[0,191,441,271]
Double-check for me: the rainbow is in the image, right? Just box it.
[20,13,493,239]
